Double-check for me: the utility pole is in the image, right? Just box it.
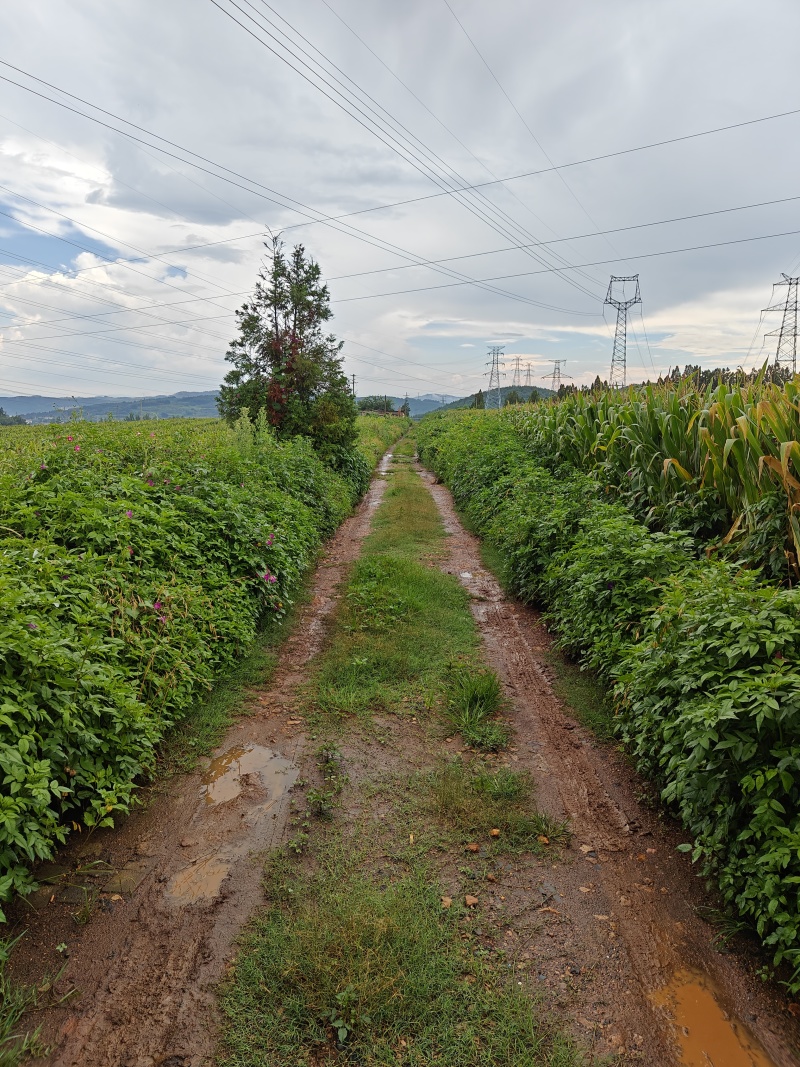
[764,274,800,375]
[541,359,570,396]
[604,275,642,388]
[486,345,504,409]
[511,355,522,389]
[524,362,532,389]
[351,373,356,397]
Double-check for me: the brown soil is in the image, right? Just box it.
[13,455,393,1067]
[11,448,800,1067]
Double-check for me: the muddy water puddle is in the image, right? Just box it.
[202,743,295,805]
[165,745,298,906]
[652,968,778,1066]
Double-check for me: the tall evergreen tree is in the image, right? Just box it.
[217,239,357,452]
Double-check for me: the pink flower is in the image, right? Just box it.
[66,436,73,441]
[158,615,167,623]
[125,509,133,518]
[74,445,80,452]
[146,480,154,487]
[40,463,46,469]
[153,601,163,610]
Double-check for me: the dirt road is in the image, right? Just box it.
[14,448,800,1066]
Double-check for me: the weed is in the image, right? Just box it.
[425,758,567,853]
[72,885,99,926]
[0,936,43,1065]
[444,668,510,751]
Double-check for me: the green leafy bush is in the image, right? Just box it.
[0,415,404,912]
[418,410,800,990]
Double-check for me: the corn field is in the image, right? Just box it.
[505,375,800,581]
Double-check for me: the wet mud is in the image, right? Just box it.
[421,462,800,1066]
[16,455,394,1067]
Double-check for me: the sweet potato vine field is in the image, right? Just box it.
[0,413,405,914]
[417,405,800,993]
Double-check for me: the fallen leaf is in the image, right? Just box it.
[593,914,610,921]
[647,848,657,854]
[538,905,560,915]
[579,885,593,893]
[579,844,593,854]
[466,843,479,852]
[486,873,497,883]
[286,719,302,725]
[537,834,550,845]
[110,894,123,902]
[788,1003,800,1017]
[636,853,646,861]
[409,833,414,845]
[490,828,500,838]
[441,896,452,909]
[465,895,479,907]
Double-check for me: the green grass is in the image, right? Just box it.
[219,845,581,1067]
[424,757,568,854]
[306,461,479,724]
[546,648,615,741]
[0,937,42,1065]
[443,668,510,750]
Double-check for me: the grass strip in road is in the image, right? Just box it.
[220,845,580,1067]
[220,446,581,1066]
[306,455,479,724]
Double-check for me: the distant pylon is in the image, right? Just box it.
[486,345,504,409]
[511,355,522,388]
[764,274,800,375]
[541,359,570,396]
[604,275,642,388]
[524,362,532,388]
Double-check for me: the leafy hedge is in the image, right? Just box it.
[0,413,406,912]
[418,410,800,990]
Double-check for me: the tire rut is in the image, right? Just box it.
[420,462,800,1067]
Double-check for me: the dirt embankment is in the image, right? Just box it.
[422,462,800,1067]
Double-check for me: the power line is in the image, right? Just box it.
[209,0,603,301]
[0,63,595,316]
[333,224,800,304]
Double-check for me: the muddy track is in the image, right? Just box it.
[20,455,394,1067]
[421,462,800,1066]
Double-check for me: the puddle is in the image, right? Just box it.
[202,744,295,806]
[166,854,232,905]
[165,745,298,905]
[651,968,778,1067]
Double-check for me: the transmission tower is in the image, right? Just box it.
[541,359,570,396]
[486,345,505,409]
[763,274,800,375]
[510,355,522,388]
[604,275,642,388]
[524,362,532,388]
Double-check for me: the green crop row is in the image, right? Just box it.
[0,413,406,913]
[501,376,800,582]
[417,410,800,991]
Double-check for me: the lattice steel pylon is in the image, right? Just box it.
[541,359,570,395]
[524,362,532,388]
[604,275,641,388]
[763,274,800,375]
[510,355,522,388]
[486,345,504,408]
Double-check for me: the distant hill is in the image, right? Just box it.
[1,391,220,424]
[439,385,553,410]
[357,395,466,418]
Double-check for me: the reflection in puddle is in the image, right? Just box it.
[166,745,298,905]
[202,744,295,806]
[167,855,231,905]
[651,968,777,1067]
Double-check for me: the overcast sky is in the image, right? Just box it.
[1,0,799,399]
